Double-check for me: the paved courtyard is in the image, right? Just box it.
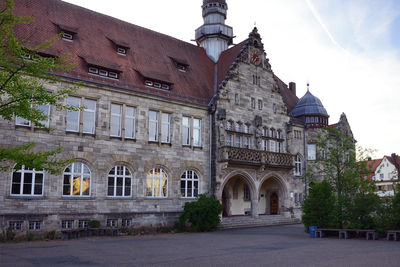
[1,224,399,267]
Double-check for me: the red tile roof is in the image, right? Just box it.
[14,0,215,106]
[14,0,299,110]
[365,159,382,173]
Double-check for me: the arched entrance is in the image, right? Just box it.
[220,175,255,217]
[258,177,287,215]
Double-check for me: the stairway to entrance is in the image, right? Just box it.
[219,215,301,230]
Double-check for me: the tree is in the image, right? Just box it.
[0,0,79,173]
[302,180,336,230]
[306,127,376,228]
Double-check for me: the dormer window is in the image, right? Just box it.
[176,64,188,72]
[116,46,126,55]
[144,79,171,90]
[62,32,73,41]
[170,57,189,72]
[88,66,119,79]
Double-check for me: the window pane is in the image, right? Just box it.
[146,178,153,196]
[148,111,158,141]
[182,117,190,145]
[23,172,33,194]
[110,104,121,137]
[161,113,170,143]
[83,100,96,134]
[125,107,136,139]
[37,104,50,127]
[66,97,80,132]
[16,116,31,126]
[82,177,90,195]
[161,179,167,197]
[193,119,201,147]
[107,186,114,196]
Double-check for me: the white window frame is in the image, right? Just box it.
[124,106,136,139]
[66,96,81,132]
[258,99,263,110]
[251,98,255,109]
[78,220,89,228]
[193,118,201,147]
[270,140,276,152]
[15,116,31,127]
[294,155,302,176]
[110,104,122,137]
[307,144,316,160]
[180,170,199,198]
[182,116,190,146]
[29,221,42,231]
[82,99,96,134]
[10,166,44,196]
[244,136,250,149]
[161,113,170,143]
[235,135,242,148]
[107,165,132,198]
[62,162,91,197]
[226,121,232,131]
[226,134,233,146]
[16,104,50,128]
[107,219,118,228]
[146,168,168,198]
[148,111,158,142]
[9,221,24,232]
[235,123,242,132]
[62,220,74,229]
[122,219,132,227]
[117,47,126,55]
[263,140,268,151]
[244,124,250,134]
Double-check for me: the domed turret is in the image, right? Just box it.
[291,86,329,128]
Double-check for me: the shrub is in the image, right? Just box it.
[302,180,336,231]
[392,189,400,229]
[88,220,100,228]
[346,193,380,229]
[46,230,56,240]
[177,194,222,232]
[26,231,35,241]
[0,228,16,242]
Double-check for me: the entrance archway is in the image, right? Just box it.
[258,176,287,215]
[220,175,255,217]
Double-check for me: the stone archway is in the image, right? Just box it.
[220,173,257,217]
[258,176,288,215]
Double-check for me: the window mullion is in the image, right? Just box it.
[31,171,35,195]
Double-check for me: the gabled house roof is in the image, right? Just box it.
[14,0,298,110]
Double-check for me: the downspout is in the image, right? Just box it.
[208,63,218,196]
[303,125,307,196]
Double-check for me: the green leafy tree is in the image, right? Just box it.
[392,186,400,229]
[177,194,222,232]
[302,180,336,230]
[306,127,376,228]
[0,0,79,173]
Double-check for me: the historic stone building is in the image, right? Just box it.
[0,0,353,233]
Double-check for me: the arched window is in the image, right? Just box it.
[107,165,132,197]
[11,166,44,196]
[294,155,302,176]
[180,170,199,198]
[63,162,91,196]
[235,122,242,132]
[146,168,168,198]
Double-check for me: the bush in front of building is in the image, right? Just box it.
[302,180,336,231]
[88,220,100,228]
[177,194,222,232]
[346,193,380,229]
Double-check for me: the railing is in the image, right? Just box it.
[219,146,293,168]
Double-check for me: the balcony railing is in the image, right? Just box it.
[219,146,294,169]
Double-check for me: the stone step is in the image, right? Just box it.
[219,216,301,230]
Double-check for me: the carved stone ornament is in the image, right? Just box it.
[254,115,262,127]
[217,109,226,120]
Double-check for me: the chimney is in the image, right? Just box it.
[289,82,296,96]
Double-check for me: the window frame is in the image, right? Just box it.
[62,162,91,197]
[10,166,44,197]
[180,170,199,198]
[307,144,317,161]
[146,168,168,198]
[294,155,302,176]
[107,165,132,198]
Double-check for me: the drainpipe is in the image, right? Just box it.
[207,63,218,197]
[303,126,307,196]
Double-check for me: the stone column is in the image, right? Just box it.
[251,199,259,218]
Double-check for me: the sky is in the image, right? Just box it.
[63,0,400,159]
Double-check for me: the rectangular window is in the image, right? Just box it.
[263,140,268,151]
[99,70,108,77]
[226,134,233,146]
[16,116,31,127]
[16,104,50,128]
[244,137,250,149]
[66,96,81,132]
[82,99,96,134]
[62,32,73,40]
[148,111,158,141]
[270,140,276,152]
[251,98,255,109]
[258,99,262,110]
[193,118,201,147]
[78,220,88,228]
[88,67,98,74]
[235,93,239,105]
[235,136,242,148]
[9,221,23,232]
[110,104,122,137]
[226,121,232,131]
[244,124,250,134]
[307,144,316,160]
[117,47,126,55]
[11,167,44,196]
[62,220,74,229]
[161,113,170,143]
[107,219,117,228]
[29,221,42,231]
[278,142,283,153]
[125,106,136,139]
[182,116,190,146]
[122,219,132,227]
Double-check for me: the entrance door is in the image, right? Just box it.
[270,193,278,215]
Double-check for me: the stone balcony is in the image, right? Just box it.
[219,146,294,169]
